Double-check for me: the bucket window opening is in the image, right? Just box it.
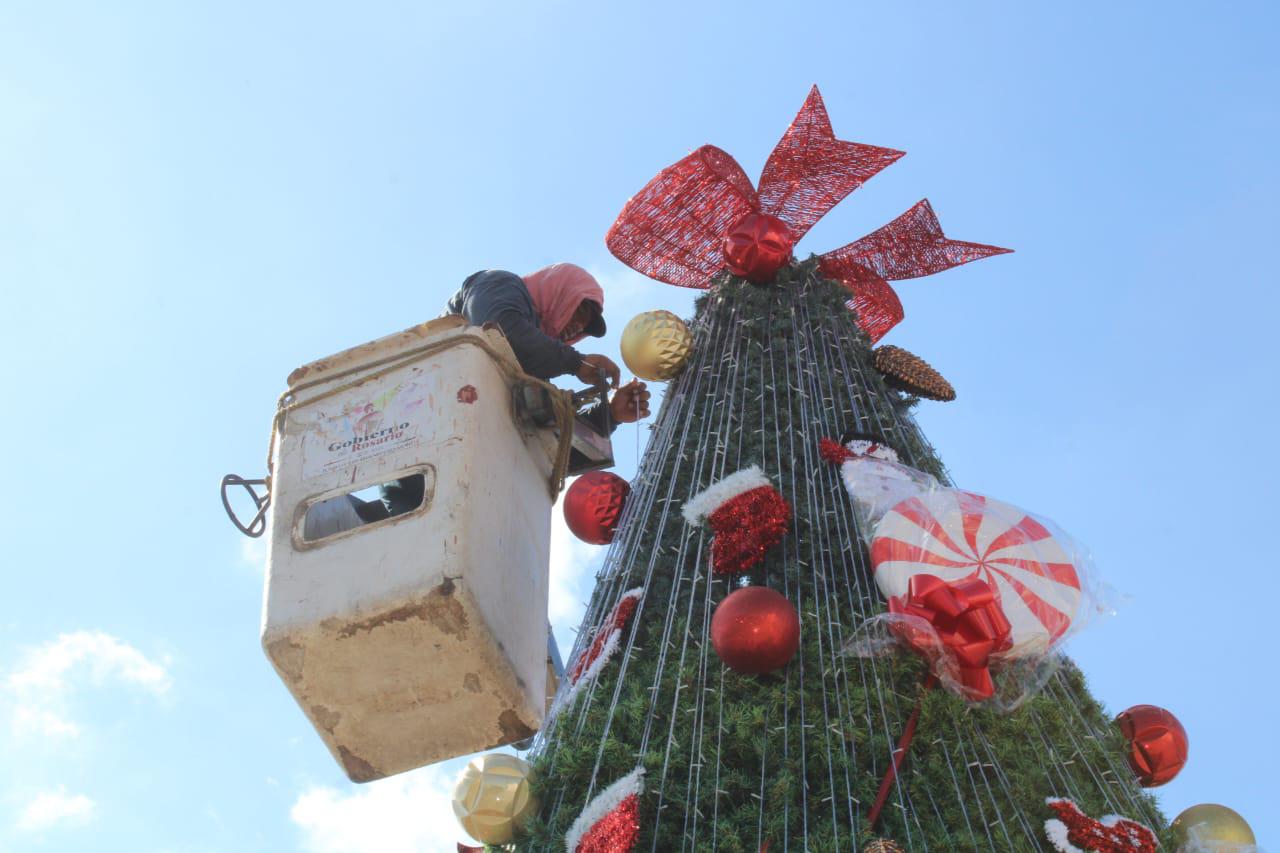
[299,469,434,544]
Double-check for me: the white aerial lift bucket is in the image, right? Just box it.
[255,315,582,782]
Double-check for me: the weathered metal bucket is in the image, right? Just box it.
[260,315,565,782]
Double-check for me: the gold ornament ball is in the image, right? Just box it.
[620,310,693,381]
[1170,803,1256,851]
[451,753,538,844]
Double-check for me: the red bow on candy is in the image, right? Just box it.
[887,574,1013,699]
[605,86,1010,341]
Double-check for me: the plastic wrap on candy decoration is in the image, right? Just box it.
[854,574,1012,700]
[872,489,1090,658]
[848,483,1111,710]
[819,435,940,535]
[846,609,1064,711]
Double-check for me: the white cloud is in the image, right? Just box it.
[15,787,95,832]
[7,632,171,695]
[290,763,462,853]
[5,631,171,740]
[11,704,79,739]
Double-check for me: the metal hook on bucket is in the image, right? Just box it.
[221,473,271,538]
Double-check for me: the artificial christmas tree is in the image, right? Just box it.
[524,88,1168,851]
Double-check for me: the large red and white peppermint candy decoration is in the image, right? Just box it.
[870,490,1082,658]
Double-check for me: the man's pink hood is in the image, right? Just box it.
[523,263,604,345]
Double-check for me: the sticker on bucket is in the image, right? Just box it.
[301,381,428,480]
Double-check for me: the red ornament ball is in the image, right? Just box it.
[723,213,793,284]
[563,471,630,545]
[1115,704,1188,787]
[710,586,801,674]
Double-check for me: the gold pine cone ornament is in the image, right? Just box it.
[451,753,538,844]
[873,345,956,402]
[620,310,693,381]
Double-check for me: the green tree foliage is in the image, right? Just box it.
[525,262,1166,851]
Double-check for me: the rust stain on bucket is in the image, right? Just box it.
[334,580,468,640]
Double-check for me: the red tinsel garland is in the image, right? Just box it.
[706,486,791,576]
[818,436,891,465]
[568,592,642,684]
[1044,798,1157,853]
[567,769,645,853]
[575,793,641,853]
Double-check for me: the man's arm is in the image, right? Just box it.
[457,270,584,380]
[492,309,583,380]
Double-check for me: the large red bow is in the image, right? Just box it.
[887,574,1013,699]
[605,86,1011,341]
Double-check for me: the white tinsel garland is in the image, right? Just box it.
[548,589,643,719]
[682,466,769,525]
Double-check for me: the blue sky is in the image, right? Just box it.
[1,1,1276,850]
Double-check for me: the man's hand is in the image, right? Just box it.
[577,354,620,389]
[610,380,651,424]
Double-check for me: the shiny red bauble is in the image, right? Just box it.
[710,586,801,674]
[563,471,630,545]
[722,213,793,284]
[1115,704,1188,787]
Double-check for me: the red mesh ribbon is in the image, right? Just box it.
[606,86,1009,340]
[887,574,1012,699]
[838,276,904,344]
[817,199,1010,283]
[757,89,904,241]
[607,145,758,288]
[1044,798,1158,853]
[707,485,791,576]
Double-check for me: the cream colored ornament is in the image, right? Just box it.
[452,753,538,844]
[1170,803,1256,852]
[620,310,693,381]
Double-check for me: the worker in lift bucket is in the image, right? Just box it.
[379,263,651,517]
